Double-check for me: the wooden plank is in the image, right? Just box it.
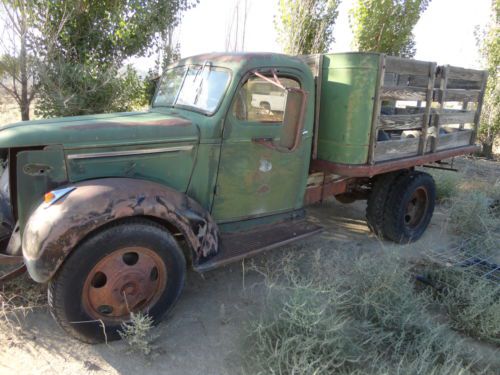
[374,137,420,162]
[447,66,484,81]
[385,56,430,76]
[471,70,489,144]
[378,114,424,130]
[432,65,449,152]
[436,130,473,151]
[419,62,437,154]
[447,78,482,90]
[435,89,481,102]
[369,54,386,165]
[437,111,476,125]
[380,86,427,101]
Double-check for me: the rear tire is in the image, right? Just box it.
[382,171,436,243]
[48,219,186,343]
[366,171,407,236]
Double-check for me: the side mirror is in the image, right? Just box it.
[278,88,308,152]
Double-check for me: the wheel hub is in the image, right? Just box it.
[404,187,429,228]
[82,247,167,321]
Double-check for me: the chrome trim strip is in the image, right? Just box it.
[67,145,194,160]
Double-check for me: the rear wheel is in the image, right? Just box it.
[382,171,436,243]
[366,171,407,236]
[48,219,186,343]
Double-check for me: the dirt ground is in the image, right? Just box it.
[0,157,499,375]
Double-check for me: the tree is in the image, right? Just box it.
[350,0,430,58]
[225,0,249,52]
[275,0,340,55]
[36,0,196,117]
[478,0,500,158]
[0,1,70,120]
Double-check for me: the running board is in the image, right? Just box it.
[194,220,322,273]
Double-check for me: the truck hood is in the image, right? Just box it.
[0,111,198,148]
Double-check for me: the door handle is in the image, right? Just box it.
[252,137,274,143]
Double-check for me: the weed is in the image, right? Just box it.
[429,169,462,202]
[246,252,490,375]
[0,274,46,331]
[423,266,500,345]
[119,312,158,356]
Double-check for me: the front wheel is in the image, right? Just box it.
[382,172,436,243]
[48,219,186,343]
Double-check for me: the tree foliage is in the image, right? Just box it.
[350,0,430,58]
[36,0,196,117]
[275,0,340,55]
[478,0,500,158]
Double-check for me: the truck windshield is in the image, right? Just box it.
[153,65,231,114]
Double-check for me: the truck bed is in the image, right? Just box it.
[301,53,488,174]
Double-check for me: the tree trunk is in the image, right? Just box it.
[19,8,30,121]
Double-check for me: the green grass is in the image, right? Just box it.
[245,251,493,375]
[428,169,462,202]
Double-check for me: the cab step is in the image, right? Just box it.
[194,220,322,273]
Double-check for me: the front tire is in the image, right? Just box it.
[382,172,436,243]
[48,219,186,343]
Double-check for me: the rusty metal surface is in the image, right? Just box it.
[311,145,479,178]
[22,178,219,283]
[195,219,322,273]
[304,176,354,205]
[82,247,167,320]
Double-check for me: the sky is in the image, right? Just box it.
[151,0,492,71]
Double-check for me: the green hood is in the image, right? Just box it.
[0,111,198,149]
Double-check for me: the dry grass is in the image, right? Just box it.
[0,274,46,331]
[245,251,494,375]
[422,265,500,345]
[118,312,159,356]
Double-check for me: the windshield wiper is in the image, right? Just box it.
[194,61,212,105]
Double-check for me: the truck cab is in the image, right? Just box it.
[0,52,487,343]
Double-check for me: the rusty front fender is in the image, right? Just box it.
[22,178,219,283]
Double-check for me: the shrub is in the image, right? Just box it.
[246,252,489,375]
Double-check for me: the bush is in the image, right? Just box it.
[428,170,461,202]
[36,63,148,118]
[246,252,490,375]
[423,266,500,345]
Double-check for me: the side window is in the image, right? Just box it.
[232,76,300,123]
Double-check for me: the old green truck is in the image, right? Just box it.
[0,52,488,343]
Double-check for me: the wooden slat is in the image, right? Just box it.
[419,62,437,154]
[436,130,473,151]
[447,66,484,81]
[385,56,430,76]
[471,70,489,144]
[435,89,481,102]
[436,111,476,125]
[378,114,424,130]
[374,137,420,162]
[380,86,427,101]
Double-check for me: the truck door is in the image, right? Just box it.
[211,71,311,222]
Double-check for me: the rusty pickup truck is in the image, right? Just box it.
[0,52,488,342]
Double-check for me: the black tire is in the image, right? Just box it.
[48,219,186,343]
[382,171,436,243]
[366,171,407,236]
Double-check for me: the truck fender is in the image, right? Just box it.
[22,178,219,283]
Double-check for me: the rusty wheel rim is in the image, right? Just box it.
[82,247,167,321]
[404,187,429,229]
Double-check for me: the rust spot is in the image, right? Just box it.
[23,178,219,283]
[257,185,270,194]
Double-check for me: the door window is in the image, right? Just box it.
[232,76,300,123]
